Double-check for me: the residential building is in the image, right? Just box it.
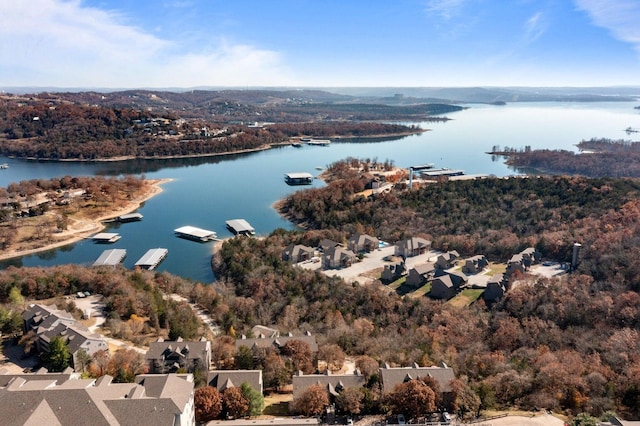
[292,370,366,400]
[145,337,211,374]
[483,274,507,304]
[405,263,435,288]
[434,251,460,269]
[347,234,379,253]
[282,244,315,263]
[379,362,456,394]
[462,255,488,274]
[380,261,406,283]
[207,370,263,394]
[394,237,431,259]
[322,246,356,269]
[430,270,468,300]
[22,304,108,372]
[235,332,318,354]
[0,372,195,426]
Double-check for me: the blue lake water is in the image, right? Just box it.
[1,101,638,282]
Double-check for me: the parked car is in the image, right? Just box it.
[397,414,406,425]
[441,412,451,423]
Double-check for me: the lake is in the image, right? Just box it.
[1,101,638,282]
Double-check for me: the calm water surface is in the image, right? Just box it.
[1,102,638,282]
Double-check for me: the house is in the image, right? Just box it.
[0,372,195,426]
[430,270,468,300]
[434,251,460,269]
[506,247,542,275]
[292,370,366,400]
[462,255,488,274]
[207,370,263,394]
[394,237,431,259]
[282,244,315,263]
[235,332,319,354]
[319,239,340,252]
[146,337,211,373]
[405,262,435,288]
[381,261,406,283]
[520,247,541,267]
[379,362,456,394]
[322,246,356,269]
[483,274,507,304]
[348,234,379,253]
[22,304,108,372]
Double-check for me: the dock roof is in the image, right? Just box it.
[174,226,216,240]
[135,248,168,270]
[93,249,126,267]
[285,172,313,179]
[226,219,255,235]
[92,232,121,242]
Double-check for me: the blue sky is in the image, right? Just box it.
[1,0,639,88]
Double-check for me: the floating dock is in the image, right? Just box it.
[421,168,465,178]
[307,139,331,146]
[285,172,314,185]
[92,232,122,243]
[134,248,168,270]
[174,225,217,242]
[117,213,143,222]
[226,219,256,236]
[93,249,126,267]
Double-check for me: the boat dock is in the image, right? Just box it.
[93,249,126,267]
[285,172,314,185]
[307,139,330,146]
[117,213,143,222]
[421,168,465,178]
[174,225,217,242]
[226,219,256,236]
[134,248,168,270]
[92,232,122,243]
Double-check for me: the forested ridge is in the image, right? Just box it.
[0,94,434,160]
[500,138,640,177]
[280,170,640,261]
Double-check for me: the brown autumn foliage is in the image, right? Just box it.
[195,386,223,423]
[222,387,250,419]
[292,384,330,416]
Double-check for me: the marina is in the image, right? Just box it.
[285,172,314,185]
[92,232,122,243]
[134,248,168,270]
[174,226,217,242]
[226,219,255,236]
[93,249,127,267]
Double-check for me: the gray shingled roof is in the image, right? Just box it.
[292,371,366,399]
[379,365,455,393]
[207,370,263,393]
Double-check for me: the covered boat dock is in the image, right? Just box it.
[174,225,217,242]
[134,248,168,270]
[285,172,314,185]
[226,219,256,236]
[92,232,122,243]
[93,249,126,267]
[117,213,143,222]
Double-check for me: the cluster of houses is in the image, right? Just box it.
[15,303,460,425]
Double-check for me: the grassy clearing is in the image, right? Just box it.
[387,276,406,290]
[408,283,432,298]
[263,393,292,416]
[448,289,484,307]
[486,262,507,275]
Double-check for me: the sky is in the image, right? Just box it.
[1,0,639,88]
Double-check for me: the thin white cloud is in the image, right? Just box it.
[425,0,467,20]
[574,0,640,52]
[0,0,296,88]
[524,12,546,43]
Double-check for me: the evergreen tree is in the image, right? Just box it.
[42,336,71,372]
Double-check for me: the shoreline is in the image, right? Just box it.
[0,178,173,262]
[6,130,426,163]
